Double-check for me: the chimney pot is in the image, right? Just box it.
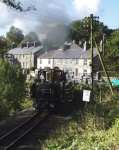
[34,41,36,47]
[72,40,76,44]
[21,43,27,48]
[83,41,87,51]
[27,42,29,48]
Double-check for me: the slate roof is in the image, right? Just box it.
[8,46,43,55]
[38,47,97,59]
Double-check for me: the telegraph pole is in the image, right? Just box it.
[90,14,99,100]
[90,14,94,99]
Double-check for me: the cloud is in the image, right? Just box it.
[72,0,101,19]
[0,2,14,31]
[0,0,101,35]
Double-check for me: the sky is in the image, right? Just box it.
[0,0,119,36]
[99,0,119,29]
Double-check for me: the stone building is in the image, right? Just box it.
[8,41,43,70]
[37,42,99,82]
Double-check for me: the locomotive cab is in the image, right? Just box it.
[30,67,73,111]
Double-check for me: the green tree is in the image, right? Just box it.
[69,17,112,47]
[104,29,119,71]
[106,30,119,57]
[2,0,23,11]
[0,36,8,54]
[0,59,26,116]
[6,26,24,48]
[2,0,36,11]
[69,20,87,44]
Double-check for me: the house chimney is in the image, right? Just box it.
[34,41,41,47]
[72,40,76,44]
[27,42,29,48]
[63,41,71,50]
[34,41,36,47]
[83,41,87,51]
[79,40,82,46]
[100,40,103,52]
[21,42,27,48]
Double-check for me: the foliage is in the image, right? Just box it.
[0,100,10,119]
[2,0,36,11]
[42,100,119,150]
[69,17,113,48]
[42,120,119,150]
[41,84,119,150]
[0,59,26,117]
[2,0,23,11]
[104,29,119,71]
[0,36,8,54]
[6,26,24,48]
[73,83,91,91]
[21,98,33,110]
[106,30,119,56]
[105,29,119,62]
[0,26,24,54]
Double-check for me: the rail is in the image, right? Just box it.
[0,111,49,150]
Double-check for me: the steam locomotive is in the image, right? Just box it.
[30,67,73,111]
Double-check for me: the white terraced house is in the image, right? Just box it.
[37,42,100,82]
[8,41,43,70]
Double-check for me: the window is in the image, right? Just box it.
[76,59,78,64]
[84,59,87,65]
[72,59,74,63]
[14,55,16,59]
[69,59,72,63]
[40,59,42,64]
[64,59,68,64]
[26,62,27,68]
[23,62,25,67]
[75,68,78,76]
[60,59,63,64]
[48,59,51,64]
[18,55,21,59]
[83,69,87,76]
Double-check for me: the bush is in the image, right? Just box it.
[42,115,119,150]
[41,99,119,150]
[0,99,10,119]
[21,99,33,109]
[0,59,26,117]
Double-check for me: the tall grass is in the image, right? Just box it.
[41,85,119,150]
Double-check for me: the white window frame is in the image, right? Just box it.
[76,59,78,64]
[75,68,78,76]
[48,59,51,64]
[84,59,87,66]
[83,69,87,76]
[40,59,42,64]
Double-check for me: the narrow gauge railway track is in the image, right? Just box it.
[0,111,49,150]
